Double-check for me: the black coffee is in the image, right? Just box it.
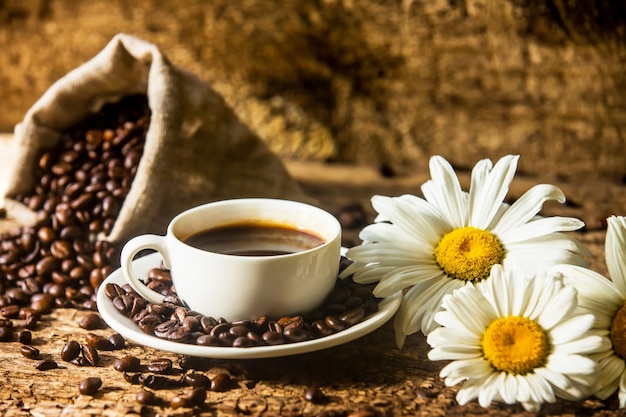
[183,222,325,256]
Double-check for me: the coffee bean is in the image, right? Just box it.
[304,386,326,404]
[262,331,285,345]
[186,387,207,407]
[210,373,231,392]
[147,358,173,374]
[0,305,20,319]
[114,355,141,372]
[325,316,346,332]
[108,333,125,350]
[17,329,32,344]
[284,327,309,342]
[36,359,58,371]
[136,389,157,405]
[85,333,114,351]
[339,307,365,326]
[79,377,102,395]
[81,344,99,366]
[170,395,188,409]
[0,326,13,342]
[61,340,81,362]
[20,345,40,360]
[183,373,211,388]
[179,356,211,371]
[70,356,91,366]
[79,313,107,330]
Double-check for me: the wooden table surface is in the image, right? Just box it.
[0,133,623,416]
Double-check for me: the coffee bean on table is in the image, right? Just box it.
[79,377,102,395]
[20,345,40,360]
[114,355,141,372]
[85,333,115,351]
[136,389,157,405]
[186,387,207,407]
[61,340,81,362]
[108,333,125,350]
[0,326,12,342]
[17,329,32,344]
[79,313,107,330]
[36,359,58,371]
[210,373,231,392]
[147,358,173,374]
[81,344,99,366]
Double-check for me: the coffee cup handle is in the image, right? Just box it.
[120,234,170,305]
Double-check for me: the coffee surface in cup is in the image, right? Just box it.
[183,221,325,256]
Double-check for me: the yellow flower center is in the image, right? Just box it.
[610,302,626,360]
[482,316,549,375]
[434,226,505,282]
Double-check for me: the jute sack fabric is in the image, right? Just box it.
[2,33,313,246]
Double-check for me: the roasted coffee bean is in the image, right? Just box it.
[17,329,32,344]
[140,374,178,390]
[339,307,366,326]
[85,333,114,351]
[70,356,91,366]
[104,283,125,299]
[79,377,102,395]
[36,359,58,371]
[136,389,157,405]
[170,395,187,409]
[232,336,255,347]
[262,331,285,345]
[20,344,40,360]
[179,356,211,372]
[195,334,221,347]
[283,327,309,342]
[79,313,106,330]
[123,372,142,384]
[81,344,100,366]
[210,373,231,392]
[210,322,231,337]
[217,332,236,346]
[183,373,211,388]
[186,387,207,407]
[0,305,20,319]
[304,386,326,404]
[61,340,81,362]
[30,293,54,315]
[112,295,135,315]
[114,355,141,372]
[147,358,173,374]
[325,316,346,332]
[0,326,12,342]
[229,325,249,338]
[138,314,163,334]
[0,318,13,328]
[108,333,125,350]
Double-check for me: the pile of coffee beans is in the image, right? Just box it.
[105,259,379,348]
[0,95,150,341]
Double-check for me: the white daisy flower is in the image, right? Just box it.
[427,265,607,412]
[341,155,590,346]
[554,215,626,407]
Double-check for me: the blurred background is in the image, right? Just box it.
[1,0,625,181]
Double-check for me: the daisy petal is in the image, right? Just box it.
[492,184,566,234]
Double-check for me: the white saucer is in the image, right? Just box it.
[97,252,401,359]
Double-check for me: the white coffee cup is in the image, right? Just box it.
[120,198,342,321]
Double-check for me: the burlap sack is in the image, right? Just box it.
[2,33,313,246]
